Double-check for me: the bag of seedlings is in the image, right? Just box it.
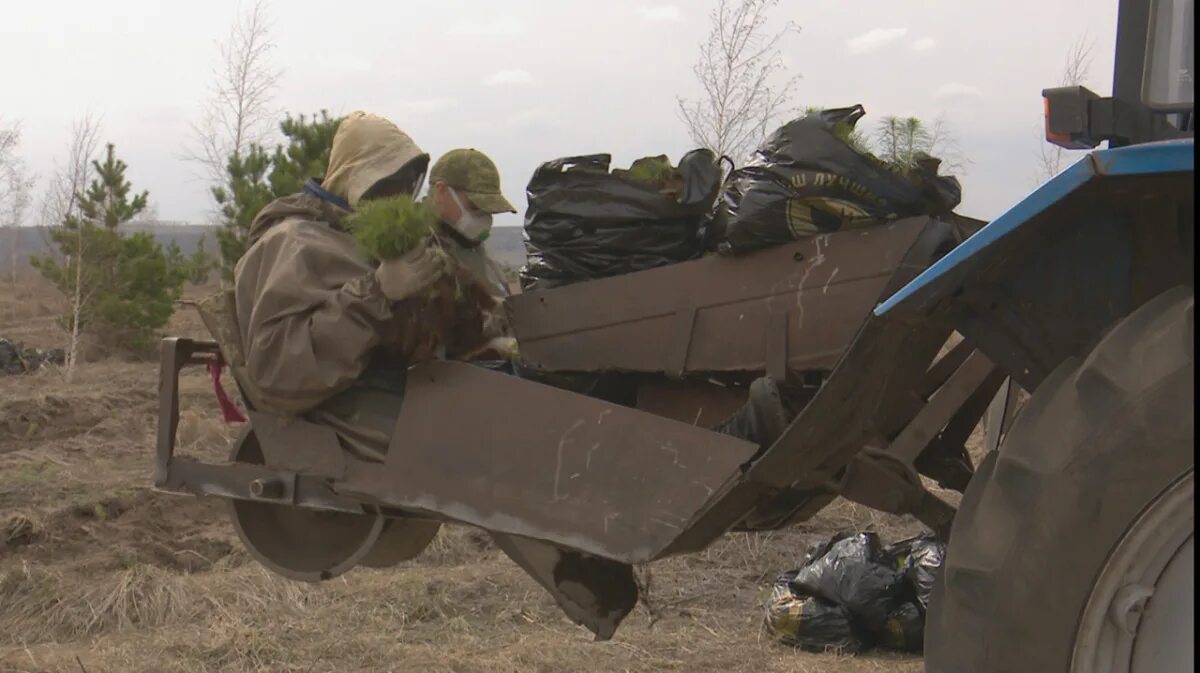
[765,571,871,653]
[521,150,721,289]
[709,105,963,255]
[787,532,910,635]
[885,533,947,611]
[345,196,513,363]
[768,531,947,655]
[881,601,925,653]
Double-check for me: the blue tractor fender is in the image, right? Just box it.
[874,138,1194,390]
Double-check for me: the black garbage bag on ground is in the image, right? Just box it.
[0,338,21,375]
[766,531,946,655]
[881,601,925,653]
[0,338,65,375]
[766,573,871,653]
[788,532,910,634]
[709,105,963,255]
[521,150,721,289]
[886,533,947,611]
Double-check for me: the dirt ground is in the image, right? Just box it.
[0,279,955,673]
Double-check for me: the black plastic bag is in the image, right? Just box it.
[881,601,925,653]
[766,573,871,653]
[0,337,65,375]
[886,534,946,611]
[521,150,721,288]
[0,338,21,375]
[710,105,963,255]
[787,532,909,634]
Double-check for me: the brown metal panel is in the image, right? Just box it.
[509,218,934,375]
[765,312,789,381]
[488,533,637,641]
[885,350,998,463]
[246,411,347,478]
[687,274,888,372]
[336,361,758,564]
[634,379,747,428]
[664,307,697,377]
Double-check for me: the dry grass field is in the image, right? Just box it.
[0,278,960,673]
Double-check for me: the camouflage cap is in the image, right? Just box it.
[429,148,517,214]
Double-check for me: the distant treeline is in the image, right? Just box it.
[2,224,528,276]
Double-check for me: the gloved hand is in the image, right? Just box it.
[375,241,443,302]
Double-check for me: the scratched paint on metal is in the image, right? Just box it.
[338,360,758,564]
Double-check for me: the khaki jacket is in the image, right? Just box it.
[233,193,396,414]
[230,113,511,419]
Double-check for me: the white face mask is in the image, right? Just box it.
[447,189,494,242]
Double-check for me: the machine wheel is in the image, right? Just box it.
[359,516,442,569]
[228,428,385,582]
[925,286,1194,673]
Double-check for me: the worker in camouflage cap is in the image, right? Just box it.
[229,114,511,463]
[425,148,517,298]
[427,148,516,237]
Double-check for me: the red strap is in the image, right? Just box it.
[208,362,248,423]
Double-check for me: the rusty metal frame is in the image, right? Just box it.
[824,346,1005,538]
[835,449,958,539]
[154,215,989,548]
[887,349,998,463]
[154,338,365,515]
[664,321,1007,546]
[154,337,221,487]
[159,457,366,514]
[148,213,998,639]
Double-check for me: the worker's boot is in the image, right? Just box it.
[712,376,794,450]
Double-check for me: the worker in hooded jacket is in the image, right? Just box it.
[232,111,517,461]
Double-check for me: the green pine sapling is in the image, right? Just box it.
[344,194,435,261]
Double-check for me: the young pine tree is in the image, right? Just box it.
[212,144,273,276]
[875,116,932,169]
[33,143,193,362]
[213,110,343,276]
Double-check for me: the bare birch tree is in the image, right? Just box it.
[677,0,800,164]
[186,0,281,188]
[0,120,17,187]
[38,115,102,381]
[1035,34,1095,183]
[3,162,33,284]
[926,113,970,175]
[1,120,34,284]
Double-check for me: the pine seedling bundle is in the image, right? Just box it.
[345,195,435,261]
[346,195,511,362]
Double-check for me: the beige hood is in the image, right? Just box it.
[322,111,430,209]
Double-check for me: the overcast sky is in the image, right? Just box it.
[3,0,1118,227]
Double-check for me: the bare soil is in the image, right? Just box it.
[0,279,956,673]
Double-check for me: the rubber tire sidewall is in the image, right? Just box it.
[925,287,1194,673]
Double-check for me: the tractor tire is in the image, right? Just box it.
[925,286,1194,673]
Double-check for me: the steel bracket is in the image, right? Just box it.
[835,449,956,540]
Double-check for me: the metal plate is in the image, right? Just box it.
[634,378,747,428]
[337,361,758,564]
[490,532,637,641]
[246,410,346,478]
[510,218,934,375]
